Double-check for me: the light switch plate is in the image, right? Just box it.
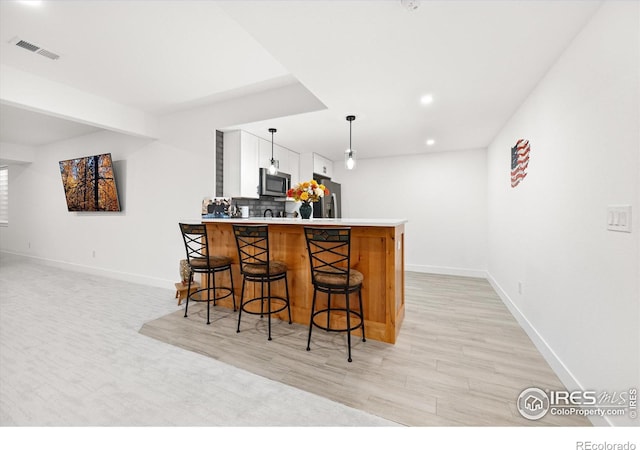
[607,205,632,233]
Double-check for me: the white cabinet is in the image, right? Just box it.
[288,151,300,184]
[258,138,300,183]
[313,153,333,179]
[300,152,334,181]
[223,130,260,198]
[277,146,291,175]
[258,138,272,170]
[258,139,290,174]
[225,130,301,198]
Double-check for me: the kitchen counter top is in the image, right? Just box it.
[201,217,408,227]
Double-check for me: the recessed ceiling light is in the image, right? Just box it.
[426,139,435,146]
[420,94,433,105]
[18,1,43,7]
[401,0,420,11]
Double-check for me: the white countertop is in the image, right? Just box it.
[201,217,408,227]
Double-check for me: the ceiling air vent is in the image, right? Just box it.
[11,37,60,60]
[36,48,60,60]
[15,39,40,52]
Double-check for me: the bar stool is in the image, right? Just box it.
[232,224,292,340]
[304,227,366,362]
[179,223,236,324]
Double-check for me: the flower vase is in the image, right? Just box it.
[299,202,312,220]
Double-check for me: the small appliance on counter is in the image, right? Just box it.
[284,199,300,218]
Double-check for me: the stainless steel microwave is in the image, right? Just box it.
[259,168,291,197]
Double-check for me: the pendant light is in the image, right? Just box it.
[344,115,356,170]
[268,128,277,175]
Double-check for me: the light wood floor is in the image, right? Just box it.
[0,253,392,426]
[140,272,590,426]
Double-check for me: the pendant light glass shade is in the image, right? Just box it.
[345,115,356,170]
[268,128,277,175]
[345,149,356,170]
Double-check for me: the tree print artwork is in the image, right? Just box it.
[59,153,121,212]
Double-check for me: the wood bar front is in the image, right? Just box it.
[201,219,405,344]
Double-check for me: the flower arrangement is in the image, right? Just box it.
[287,179,329,203]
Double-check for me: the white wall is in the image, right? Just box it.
[486,1,639,426]
[334,148,488,277]
[0,141,35,164]
[0,129,212,287]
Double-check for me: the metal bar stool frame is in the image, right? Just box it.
[304,227,366,362]
[232,224,292,341]
[179,223,236,325]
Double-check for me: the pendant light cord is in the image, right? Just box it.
[349,120,352,156]
[268,128,277,174]
[269,128,277,161]
[346,115,355,158]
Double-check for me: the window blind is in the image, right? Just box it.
[0,166,8,224]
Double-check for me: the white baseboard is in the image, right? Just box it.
[406,264,487,279]
[1,250,174,290]
[486,273,610,427]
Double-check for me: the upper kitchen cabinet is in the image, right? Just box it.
[258,139,289,173]
[225,130,301,197]
[313,153,333,179]
[300,152,334,181]
[223,130,260,198]
[258,138,300,183]
[288,151,300,185]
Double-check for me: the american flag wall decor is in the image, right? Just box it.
[511,139,530,188]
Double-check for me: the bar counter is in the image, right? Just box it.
[199,217,407,344]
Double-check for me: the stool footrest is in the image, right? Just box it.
[240,296,290,316]
[187,286,233,302]
[310,308,364,333]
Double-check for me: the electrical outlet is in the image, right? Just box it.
[92,250,96,258]
[518,282,523,295]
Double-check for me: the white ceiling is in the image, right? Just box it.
[0,0,602,161]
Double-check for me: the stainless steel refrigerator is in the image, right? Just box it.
[313,178,341,218]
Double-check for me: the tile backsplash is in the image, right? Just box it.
[215,130,224,197]
[232,197,286,217]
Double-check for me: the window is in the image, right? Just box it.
[0,166,8,225]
